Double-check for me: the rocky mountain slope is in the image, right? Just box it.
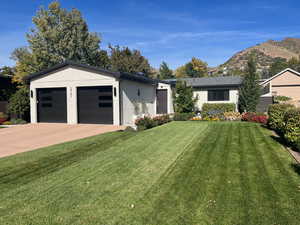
[216,38,300,74]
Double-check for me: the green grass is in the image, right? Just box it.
[0,122,300,225]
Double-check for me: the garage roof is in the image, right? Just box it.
[165,76,243,88]
[25,61,160,85]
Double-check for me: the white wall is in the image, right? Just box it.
[157,82,174,114]
[120,80,156,126]
[193,88,239,111]
[30,66,120,125]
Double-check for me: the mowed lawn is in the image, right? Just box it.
[0,122,300,225]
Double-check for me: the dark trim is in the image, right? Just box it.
[272,84,300,87]
[25,60,160,85]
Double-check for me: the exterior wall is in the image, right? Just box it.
[30,66,120,125]
[193,87,239,111]
[157,82,174,114]
[269,71,300,102]
[120,80,156,126]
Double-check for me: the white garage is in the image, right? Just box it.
[26,61,173,126]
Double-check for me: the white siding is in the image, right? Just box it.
[120,80,156,126]
[30,66,120,125]
[193,88,239,111]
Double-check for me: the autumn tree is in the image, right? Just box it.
[12,1,109,83]
[174,57,208,78]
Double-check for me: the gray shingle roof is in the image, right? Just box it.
[165,76,243,87]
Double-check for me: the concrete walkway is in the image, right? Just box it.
[0,123,124,158]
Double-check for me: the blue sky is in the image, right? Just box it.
[1,0,300,69]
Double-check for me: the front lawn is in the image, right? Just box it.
[0,122,299,225]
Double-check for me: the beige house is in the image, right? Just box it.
[26,61,173,126]
[261,68,300,106]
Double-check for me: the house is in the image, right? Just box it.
[260,68,300,107]
[166,76,243,111]
[26,61,173,126]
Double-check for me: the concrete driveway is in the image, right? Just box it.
[0,123,124,158]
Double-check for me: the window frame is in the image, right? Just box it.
[207,89,230,101]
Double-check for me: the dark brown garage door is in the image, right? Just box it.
[157,89,168,114]
[37,88,67,123]
[77,86,113,124]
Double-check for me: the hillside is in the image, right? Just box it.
[217,37,300,75]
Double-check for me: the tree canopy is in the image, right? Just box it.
[12,1,109,83]
[109,45,152,76]
[158,62,174,79]
[175,57,208,78]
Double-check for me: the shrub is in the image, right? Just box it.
[268,104,295,133]
[173,112,194,121]
[2,121,12,125]
[7,87,30,120]
[0,112,8,124]
[242,112,268,124]
[202,103,236,118]
[153,115,171,125]
[274,95,292,103]
[283,108,300,148]
[10,118,27,125]
[223,111,242,121]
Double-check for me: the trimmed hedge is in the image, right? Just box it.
[135,115,171,131]
[268,104,294,134]
[202,103,236,117]
[173,112,194,121]
[283,108,300,146]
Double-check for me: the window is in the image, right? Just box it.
[208,89,229,101]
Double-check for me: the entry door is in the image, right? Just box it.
[77,86,113,124]
[37,88,67,123]
[157,89,168,114]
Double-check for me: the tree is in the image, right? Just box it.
[158,62,174,79]
[174,57,208,78]
[12,1,109,83]
[239,57,261,112]
[174,80,196,113]
[287,56,300,72]
[0,66,17,101]
[185,57,208,77]
[109,45,151,76]
[7,86,30,120]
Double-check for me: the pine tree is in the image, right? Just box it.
[158,62,174,79]
[239,57,261,112]
[174,81,196,113]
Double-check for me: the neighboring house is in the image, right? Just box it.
[261,68,300,107]
[26,61,173,126]
[166,76,243,111]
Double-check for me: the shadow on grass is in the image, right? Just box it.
[291,163,300,175]
[0,131,136,191]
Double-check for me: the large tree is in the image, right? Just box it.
[158,61,174,79]
[109,45,151,76]
[239,57,261,112]
[175,57,208,78]
[12,1,109,83]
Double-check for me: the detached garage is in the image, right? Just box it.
[27,61,173,126]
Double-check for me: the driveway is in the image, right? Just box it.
[0,123,124,158]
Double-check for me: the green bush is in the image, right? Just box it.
[274,95,291,103]
[267,104,294,133]
[173,112,194,121]
[202,103,236,117]
[10,118,27,125]
[7,87,30,120]
[283,108,300,148]
[135,115,171,131]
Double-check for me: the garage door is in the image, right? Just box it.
[37,88,67,123]
[77,86,113,124]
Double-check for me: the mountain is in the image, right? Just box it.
[216,37,300,75]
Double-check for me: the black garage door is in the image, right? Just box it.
[77,86,113,124]
[37,88,67,123]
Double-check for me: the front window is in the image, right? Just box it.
[208,89,229,101]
